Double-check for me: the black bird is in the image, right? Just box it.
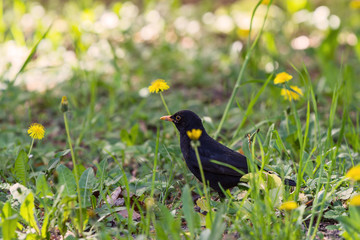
[160,110,295,197]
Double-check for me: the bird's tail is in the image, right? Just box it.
[284,178,296,186]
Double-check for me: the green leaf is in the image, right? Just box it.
[155,204,181,240]
[36,173,53,198]
[79,168,96,207]
[337,215,360,236]
[41,211,53,239]
[349,206,360,224]
[73,164,86,178]
[208,206,226,240]
[241,172,283,190]
[181,184,199,237]
[1,202,18,240]
[79,168,96,189]
[65,235,78,240]
[20,192,40,234]
[324,210,342,220]
[73,208,88,232]
[14,149,28,186]
[302,151,314,178]
[13,24,52,82]
[24,233,41,240]
[56,164,76,197]
[120,129,131,145]
[96,158,108,194]
[267,173,283,189]
[130,123,139,144]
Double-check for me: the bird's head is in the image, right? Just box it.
[160,110,206,135]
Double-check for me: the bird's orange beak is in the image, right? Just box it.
[160,115,173,122]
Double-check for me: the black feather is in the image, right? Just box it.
[163,110,295,197]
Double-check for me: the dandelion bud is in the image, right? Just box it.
[61,96,68,112]
[145,197,155,210]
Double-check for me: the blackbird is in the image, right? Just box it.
[160,110,295,197]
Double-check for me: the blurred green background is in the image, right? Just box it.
[1,0,359,163]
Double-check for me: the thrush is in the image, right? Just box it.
[161,110,295,197]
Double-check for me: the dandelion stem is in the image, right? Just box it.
[150,127,160,198]
[159,92,171,115]
[28,138,35,157]
[193,143,213,222]
[27,138,36,176]
[160,91,180,140]
[63,112,83,236]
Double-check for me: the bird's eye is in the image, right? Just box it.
[175,115,181,121]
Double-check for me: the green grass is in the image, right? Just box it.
[0,0,360,239]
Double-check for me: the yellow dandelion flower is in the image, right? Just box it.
[349,195,360,206]
[279,201,298,211]
[274,72,293,84]
[28,123,45,140]
[261,0,271,5]
[148,79,170,93]
[345,165,360,181]
[187,129,202,141]
[281,85,303,101]
[236,28,250,38]
[350,0,360,9]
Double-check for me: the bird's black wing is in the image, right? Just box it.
[197,138,248,177]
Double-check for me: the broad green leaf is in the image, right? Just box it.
[73,164,86,179]
[20,192,40,234]
[56,164,76,196]
[25,233,40,240]
[14,149,28,186]
[241,172,266,190]
[36,173,53,198]
[79,168,96,207]
[196,197,210,212]
[1,202,18,240]
[73,208,89,232]
[96,158,108,181]
[120,129,131,145]
[267,173,282,189]
[130,123,139,144]
[65,235,78,240]
[2,216,18,240]
[241,172,283,190]
[41,211,53,239]
[79,168,96,189]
